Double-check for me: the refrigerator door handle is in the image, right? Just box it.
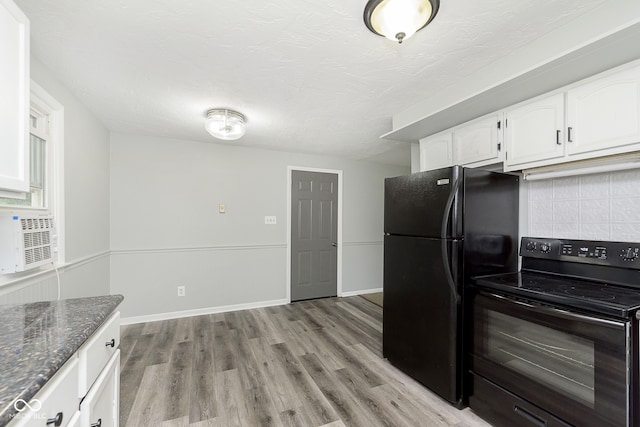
[441,175,462,304]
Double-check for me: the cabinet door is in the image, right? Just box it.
[66,411,81,427]
[504,93,565,169]
[81,350,120,427]
[453,113,502,166]
[419,131,453,171]
[9,357,79,427]
[0,0,29,192]
[567,65,640,156]
[78,311,120,397]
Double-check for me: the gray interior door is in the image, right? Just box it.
[291,170,338,301]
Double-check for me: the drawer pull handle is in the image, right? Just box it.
[105,338,115,348]
[91,418,102,427]
[514,405,545,426]
[46,412,63,426]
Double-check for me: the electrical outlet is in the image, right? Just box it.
[177,286,186,297]
[264,216,277,225]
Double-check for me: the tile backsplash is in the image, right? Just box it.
[528,169,640,242]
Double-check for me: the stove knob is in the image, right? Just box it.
[525,241,536,251]
[623,248,639,261]
[540,243,551,254]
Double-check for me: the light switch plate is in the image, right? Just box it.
[264,216,277,225]
[219,204,226,214]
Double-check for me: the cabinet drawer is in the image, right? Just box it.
[10,357,80,427]
[469,372,572,427]
[78,311,120,397]
[80,350,120,427]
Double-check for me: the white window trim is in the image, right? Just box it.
[0,82,65,290]
[0,81,65,266]
[33,81,65,266]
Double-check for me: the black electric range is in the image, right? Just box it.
[472,237,640,318]
[468,237,640,427]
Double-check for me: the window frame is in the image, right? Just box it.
[0,81,65,266]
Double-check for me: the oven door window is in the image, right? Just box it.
[486,309,596,405]
[472,292,629,427]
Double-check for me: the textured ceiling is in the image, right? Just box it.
[16,0,610,165]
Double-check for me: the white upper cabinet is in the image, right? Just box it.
[453,113,503,167]
[417,60,640,173]
[566,65,640,156]
[0,0,29,193]
[504,93,565,170]
[419,130,453,171]
[419,113,504,172]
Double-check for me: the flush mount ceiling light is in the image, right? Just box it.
[364,0,440,44]
[204,109,246,140]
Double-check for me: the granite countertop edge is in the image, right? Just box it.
[0,294,124,426]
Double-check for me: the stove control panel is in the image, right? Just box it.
[521,237,640,269]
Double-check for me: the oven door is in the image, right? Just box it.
[471,291,630,427]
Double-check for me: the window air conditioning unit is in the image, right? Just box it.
[0,213,57,274]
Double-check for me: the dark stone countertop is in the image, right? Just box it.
[0,294,123,426]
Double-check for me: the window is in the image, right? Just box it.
[0,108,50,208]
[0,81,65,267]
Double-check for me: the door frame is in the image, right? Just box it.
[286,166,343,303]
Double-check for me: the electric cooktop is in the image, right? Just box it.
[472,237,640,318]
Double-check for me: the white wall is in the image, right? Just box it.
[527,169,640,241]
[0,57,111,303]
[110,133,408,320]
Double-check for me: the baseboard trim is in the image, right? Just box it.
[342,241,383,246]
[120,298,290,325]
[340,287,382,297]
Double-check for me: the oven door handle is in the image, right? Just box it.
[483,292,628,328]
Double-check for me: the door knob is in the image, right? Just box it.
[331,242,337,247]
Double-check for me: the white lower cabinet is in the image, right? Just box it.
[77,311,120,427]
[10,358,80,427]
[78,312,120,398]
[80,351,120,427]
[65,412,81,427]
[8,311,121,427]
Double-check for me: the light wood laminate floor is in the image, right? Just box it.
[119,296,491,427]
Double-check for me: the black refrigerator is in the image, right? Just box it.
[383,165,519,406]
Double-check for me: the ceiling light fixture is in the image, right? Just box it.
[204,108,246,140]
[364,0,440,44]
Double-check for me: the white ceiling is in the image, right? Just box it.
[16,0,611,166]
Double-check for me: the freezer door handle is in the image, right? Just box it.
[441,174,462,304]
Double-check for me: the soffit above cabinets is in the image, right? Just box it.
[383,20,640,143]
